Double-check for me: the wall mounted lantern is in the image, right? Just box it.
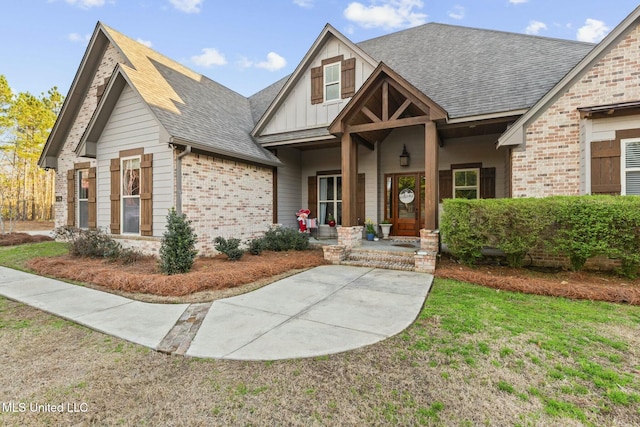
[400,144,410,167]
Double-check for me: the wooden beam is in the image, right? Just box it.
[353,133,375,151]
[361,106,381,123]
[382,81,389,121]
[341,132,358,226]
[424,121,438,230]
[390,98,412,121]
[347,115,429,134]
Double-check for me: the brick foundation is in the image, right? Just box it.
[323,245,347,264]
[415,229,439,273]
[337,226,364,249]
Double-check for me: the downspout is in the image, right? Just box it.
[174,143,191,215]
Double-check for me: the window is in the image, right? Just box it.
[318,175,342,225]
[453,168,479,199]
[622,139,640,195]
[77,169,89,229]
[122,157,141,234]
[324,63,340,102]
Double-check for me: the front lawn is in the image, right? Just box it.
[1,276,638,425]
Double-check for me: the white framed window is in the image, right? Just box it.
[77,169,89,229]
[318,175,342,225]
[121,156,141,234]
[622,138,640,195]
[324,62,340,102]
[453,168,479,199]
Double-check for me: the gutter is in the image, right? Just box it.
[174,142,192,214]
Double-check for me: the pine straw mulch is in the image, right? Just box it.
[26,250,328,298]
[0,232,53,246]
[436,255,640,305]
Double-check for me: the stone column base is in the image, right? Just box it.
[337,226,364,249]
[415,229,440,273]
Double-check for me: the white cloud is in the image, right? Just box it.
[293,0,313,8]
[237,52,287,72]
[508,0,528,4]
[137,39,153,48]
[525,20,547,35]
[448,5,464,20]
[577,18,610,43]
[343,0,427,30]
[256,52,287,71]
[191,48,227,67]
[65,0,106,8]
[68,32,91,43]
[169,0,203,13]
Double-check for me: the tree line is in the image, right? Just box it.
[0,75,63,232]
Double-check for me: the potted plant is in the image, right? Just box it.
[379,220,392,239]
[365,219,376,241]
[327,213,336,227]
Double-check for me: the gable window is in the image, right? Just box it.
[453,168,479,199]
[318,175,342,225]
[622,139,640,195]
[324,63,340,102]
[122,157,141,234]
[77,169,89,229]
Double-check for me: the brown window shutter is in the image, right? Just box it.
[591,140,621,194]
[438,170,452,202]
[311,66,323,105]
[140,153,153,236]
[308,176,317,218]
[67,169,75,227]
[356,173,365,225]
[341,58,356,99]
[480,167,496,199]
[88,167,97,229]
[110,158,121,234]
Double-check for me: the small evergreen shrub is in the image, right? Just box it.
[248,237,266,255]
[159,208,198,274]
[214,236,245,261]
[261,225,309,251]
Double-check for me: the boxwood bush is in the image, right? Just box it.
[441,196,640,277]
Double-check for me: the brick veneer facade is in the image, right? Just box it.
[511,24,640,197]
[54,44,124,228]
[180,152,274,256]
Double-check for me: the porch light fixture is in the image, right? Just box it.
[400,145,410,167]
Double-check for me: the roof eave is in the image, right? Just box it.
[171,137,282,168]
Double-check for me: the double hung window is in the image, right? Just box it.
[122,157,141,234]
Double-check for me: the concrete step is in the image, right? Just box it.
[344,248,415,271]
[341,259,415,271]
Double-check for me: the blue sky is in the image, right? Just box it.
[2,0,639,98]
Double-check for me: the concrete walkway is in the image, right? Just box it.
[0,265,432,361]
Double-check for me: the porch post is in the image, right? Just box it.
[424,121,438,230]
[341,131,358,226]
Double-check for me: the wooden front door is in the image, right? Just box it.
[385,173,424,237]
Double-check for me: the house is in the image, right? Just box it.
[39,5,640,270]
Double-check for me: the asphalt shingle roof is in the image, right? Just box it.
[103,25,280,166]
[357,23,595,118]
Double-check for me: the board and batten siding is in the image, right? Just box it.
[96,85,173,236]
[262,37,375,135]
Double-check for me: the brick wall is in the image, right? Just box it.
[181,152,274,256]
[54,44,124,228]
[512,24,640,197]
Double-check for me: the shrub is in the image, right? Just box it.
[53,226,122,260]
[440,199,486,266]
[248,237,266,255]
[214,236,244,261]
[261,225,309,251]
[159,208,198,274]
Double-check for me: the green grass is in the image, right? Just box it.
[0,241,67,270]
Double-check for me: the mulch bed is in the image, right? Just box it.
[436,256,640,305]
[0,232,53,246]
[26,250,328,297]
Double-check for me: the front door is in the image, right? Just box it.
[385,173,425,236]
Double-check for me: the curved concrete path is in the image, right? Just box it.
[0,265,432,361]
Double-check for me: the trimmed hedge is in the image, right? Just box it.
[441,196,640,277]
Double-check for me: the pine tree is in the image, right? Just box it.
[159,208,198,275]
